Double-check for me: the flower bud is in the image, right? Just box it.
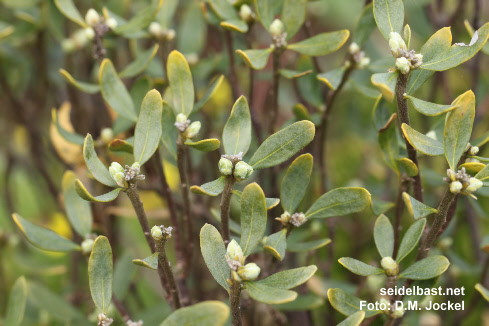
[450,181,463,194]
[358,57,370,68]
[61,39,75,52]
[226,239,244,269]
[176,113,188,124]
[389,32,407,57]
[466,178,483,192]
[233,161,253,181]
[379,298,390,312]
[446,169,457,182]
[109,162,125,177]
[275,211,291,226]
[184,121,201,139]
[469,146,479,156]
[106,17,118,30]
[85,9,100,27]
[131,162,140,173]
[186,53,199,65]
[148,22,162,37]
[381,256,399,276]
[395,57,410,74]
[165,29,176,41]
[81,239,94,254]
[151,226,163,241]
[349,42,360,54]
[290,212,307,227]
[269,19,285,36]
[237,263,261,281]
[411,53,423,69]
[239,4,253,23]
[392,307,405,318]
[219,158,233,176]
[113,172,126,188]
[84,27,95,40]
[100,128,113,143]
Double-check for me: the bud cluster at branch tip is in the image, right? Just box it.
[81,238,94,254]
[151,225,173,241]
[218,152,253,181]
[148,22,176,41]
[388,32,423,74]
[97,313,113,326]
[381,256,399,276]
[269,19,287,49]
[276,211,308,227]
[225,240,261,281]
[348,42,370,69]
[444,167,483,198]
[239,4,255,23]
[174,113,201,140]
[109,162,145,188]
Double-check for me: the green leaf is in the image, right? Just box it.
[12,213,80,252]
[459,162,486,175]
[236,48,273,70]
[109,139,134,154]
[114,0,163,36]
[54,0,87,27]
[133,253,159,270]
[208,0,238,20]
[167,50,195,117]
[223,96,252,156]
[354,4,375,46]
[221,19,248,33]
[444,91,475,170]
[373,0,404,40]
[404,24,411,48]
[59,69,100,94]
[194,75,224,112]
[134,89,163,165]
[287,30,350,56]
[399,255,450,280]
[232,190,280,210]
[317,67,346,90]
[475,164,489,184]
[396,218,427,263]
[89,236,113,314]
[401,124,444,156]
[281,153,313,213]
[119,44,159,78]
[338,311,365,326]
[249,120,315,170]
[378,113,399,172]
[185,139,221,152]
[374,214,394,258]
[51,108,85,145]
[338,257,384,276]
[397,158,419,177]
[200,224,230,291]
[264,229,287,260]
[99,59,137,121]
[421,23,489,71]
[327,288,381,317]
[240,183,267,256]
[292,103,311,121]
[5,277,27,326]
[161,301,230,326]
[305,187,371,219]
[465,20,489,56]
[279,69,312,79]
[281,0,307,40]
[75,179,122,202]
[371,72,398,102]
[273,294,324,311]
[258,266,317,289]
[62,171,93,236]
[407,27,452,94]
[402,193,437,220]
[83,136,115,188]
[287,238,331,252]
[405,95,458,116]
[191,176,227,196]
[475,284,489,302]
[245,281,297,304]
[161,102,178,159]
[178,2,207,55]
[254,0,277,30]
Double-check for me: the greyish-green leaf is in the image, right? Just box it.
[244,281,298,304]
[281,153,313,214]
[282,0,307,40]
[338,257,385,276]
[287,30,350,56]
[223,96,252,156]
[264,229,287,261]
[240,183,267,256]
[317,67,346,91]
[373,0,404,40]
[200,224,230,291]
[89,236,113,314]
[75,180,122,202]
[83,134,117,187]
[185,139,221,152]
[119,44,159,78]
[232,190,280,210]
[399,255,450,280]
[5,277,27,326]
[191,176,227,196]
[161,301,230,326]
[236,48,273,70]
[328,288,381,317]
[305,187,371,219]
[62,171,93,236]
[257,266,317,289]
[402,193,438,220]
[54,0,87,27]
[401,124,444,156]
[167,50,195,117]
[374,214,394,258]
[114,0,163,36]
[405,95,458,116]
[338,311,366,326]
[133,253,159,270]
[354,4,375,46]
[59,69,100,94]
[396,218,427,263]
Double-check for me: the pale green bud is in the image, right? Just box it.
[100,128,113,143]
[149,22,162,37]
[113,172,126,188]
[84,27,95,40]
[358,57,370,68]
[184,121,201,139]
[176,113,188,124]
[106,17,118,30]
[381,256,399,276]
[61,39,75,52]
[393,307,405,318]
[237,263,261,281]
[226,239,244,269]
[151,226,163,241]
[450,181,463,194]
[446,169,457,182]
[411,53,423,68]
[219,158,233,176]
[349,42,360,54]
[469,146,479,156]
[379,298,390,311]
[389,32,407,57]
[395,57,410,74]
[109,162,125,178]
[466,178,483,192]
[233,161,253,181]
[269,19,285,36]
[186,53,199,65]
[85,9,100,27]
[131,162,140,172]
[81,239,94,254]
[275,211,291,226]
[165,29,176,41]
[239,4,253,22]
[73,29,89,47]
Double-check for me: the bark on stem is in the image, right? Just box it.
[395,73,424,202]
[225,30,240,98]
[230,280,242,326]
[269,50,282,135]
[177,135,193,263]
[393,177,410,259]
[156,239,182,310]
[220,176,236,243]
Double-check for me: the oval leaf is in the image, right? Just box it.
[405,95,458,116]
[114,0,163,36]
[5,277,27,326]
[317,67,347,90]
[338,257,385,276]
[191,176,227,196]
[109,139,134,154]
[287,30,350,56]
[402,193,437,220]
[54,0,87,27]
[200,224,230,291]
[305,187,371,219]
[281,153,313,213]
[194,75,224,113]
[119,44,159,78]
[401,123,444,156]
[257,266,317,289]
[167,50,194,117]
[161,301,230,326]
[373,0,404,40]
[245,281,297,304]
[223,96,252,156]
[51,109,85,145]
[236,48,273,70]
[287,238,331,252]
[328,288,381,318]
[396,218,427,263]
[133,252,159,270]
[59,69,100,94]
[374,214,394,258]
[89,236,113,314]
[399,255,450,280]
[282,0,307,40]
[83,134,117,187]
[185,139,221,152]
[240,183,267,256]
[232,190,279,210]
[75,179,122,202]
[371,72,398,102]
[62,171,93,236]
[161,102,178,159]
[338,311,366,326]
[264,229,287,261]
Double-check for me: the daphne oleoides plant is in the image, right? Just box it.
[2,0,489,325]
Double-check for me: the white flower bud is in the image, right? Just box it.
[393,307,405,318]
[184,121,201,139]
[466,178,483,192]
[85,9,101,27]
[446,169,457,182]
[395,57,410,74]
[151,226,163,241]
[389,32,407,57]
[411,53,423,68]
[349,42,360,54]
[381,256,399,276]
[450,181,463,194]
[237,263,261,281]
[358,57,370,68]
[61,39,75,52]
[226,239,244,269]
[176,113,188,124]
[275,211,291,226]
[290,212,307,227]
[269,19,285,36]
[469,146,479,156]
[100,128,113,143]
[239,4,253,22]
[81,239,94,254]
[379,298,390,311]
[73,29,89,47]
[149,22,162,37]
[165,29,176,41]
[186,53,199,65]
[84,27,95,40]
[131,162,140,173]
[109,162,125,178]
[219,158,233,176]
[233,161,253,181]
[106,17,118,30]
[113,172,126,188]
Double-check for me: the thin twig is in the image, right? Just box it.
[393,177,410,259]
[176,135,193,264]
[230,280,243,326]
[225,30,241,98]
[220,176,236,243]
[156,239,182,310]
[269,50,282,134]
